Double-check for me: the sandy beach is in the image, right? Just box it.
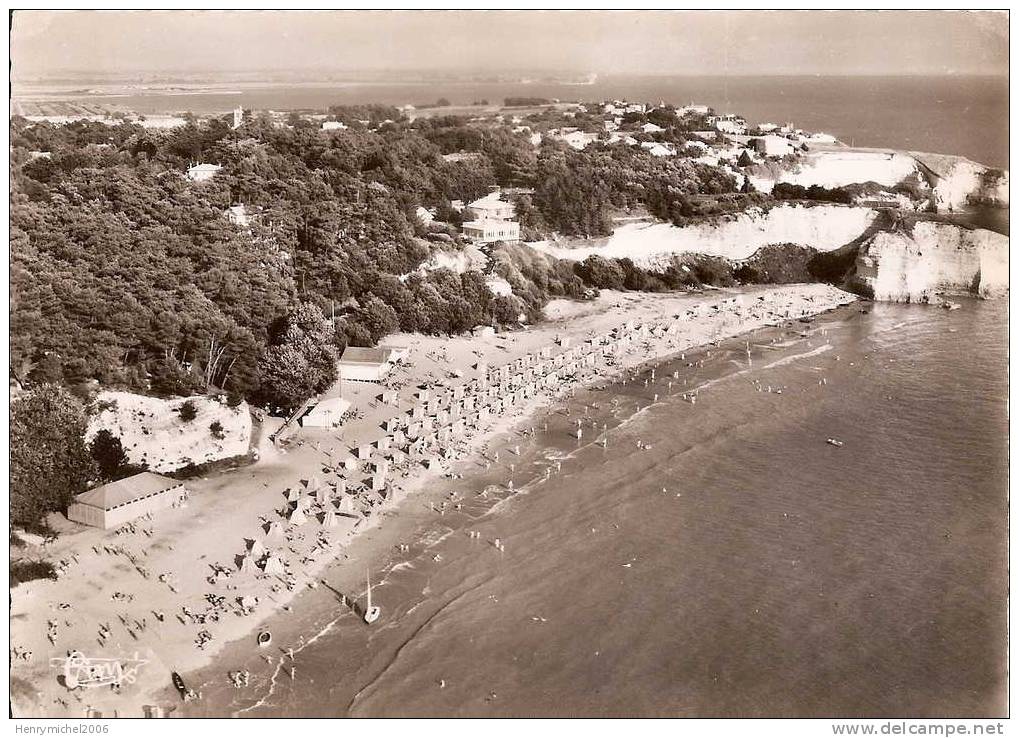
[10,283,856,718]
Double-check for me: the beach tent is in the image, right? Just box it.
[238,555,256,574]
[337,495,358,516]
[315,486,330,505]
[334,480,347,496]
[248,539,266,559]
[286,488,300,502]
[288,506,308,526]
[305,475,322,491]
[264,521,283,538]
[262,553,285,576]
[322,510,339,528]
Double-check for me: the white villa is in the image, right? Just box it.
[462,192,520,244]
[462,219,520,244]
[466,192,516,221]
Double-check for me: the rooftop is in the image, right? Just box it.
[339,346,390,365]
[74,472,181,511]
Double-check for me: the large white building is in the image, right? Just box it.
[461,219,520,244]
[337,347,393,383]
[465,192,516,221]
[462,192,520,244]
[67,472,187,530]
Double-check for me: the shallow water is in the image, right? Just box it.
[185,299,1008,718]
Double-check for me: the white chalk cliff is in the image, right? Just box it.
[852,222,1008,303]
[528,204,878,268]
[749,149,1009,214]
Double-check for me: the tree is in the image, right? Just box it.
[256,302,337,412]
[11,385,97,530]
[89,429,130,481]
[179,400,199,422]
[209,420,226,439]
[575,255,626,290]
[355,294,400,343]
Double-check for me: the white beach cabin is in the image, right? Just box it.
[67,472,187,530]
[337,347,392,383]
[301,397,352,428]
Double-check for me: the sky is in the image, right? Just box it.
[10,10,1009,80]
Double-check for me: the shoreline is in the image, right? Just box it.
[10,283,856,718]
[179,293,868,717]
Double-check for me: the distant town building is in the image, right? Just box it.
[415,206,435,225]
[641,142,675,157]
[322,120,348,131]
[552,130,598,150]
[232,106,244,130]
[678,104,711,116]
[67,472,187,529]
[441,152,482,163]
[226,204,250,226]
[714,114,748,135]
[641,122,666,134]
[187,163,222,182]
[608,133,639,146]
[753,135,796,159]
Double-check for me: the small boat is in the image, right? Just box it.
[826,438,844,448]
[942,301,962,311]
[172,671,198,702]
[364,569,381,624]
[257,631,272,647]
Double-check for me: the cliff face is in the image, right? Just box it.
[749,149,1009,214]
[911,152,1010,212]
[851,221,1008,302]
[530,204,878,268]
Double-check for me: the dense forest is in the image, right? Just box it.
[10,105,748,417]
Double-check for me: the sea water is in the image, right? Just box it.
[185,298,1007,717]
[14,75,1009,168]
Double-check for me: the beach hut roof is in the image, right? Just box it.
[73,472,182,511]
